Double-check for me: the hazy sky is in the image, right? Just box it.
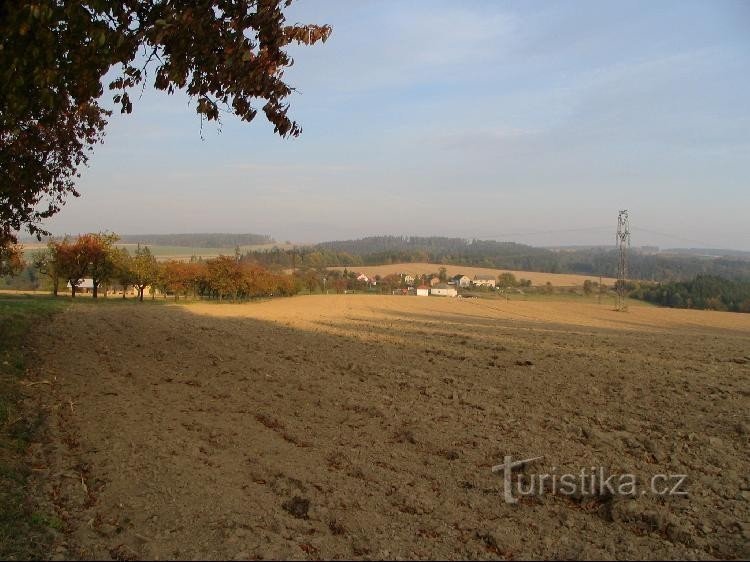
[45,0,749,249]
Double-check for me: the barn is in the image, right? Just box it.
[473,274,497,288]
[431,283,458,297]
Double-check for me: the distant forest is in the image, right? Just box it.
[631,275,750,313]
[116,233,273,247]
[242,236,750,283]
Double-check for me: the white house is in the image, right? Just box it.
[66,278,95,294]
[452,274,471,287]
[473,274,497,288]
[431,283,458,297]
[356,273,369,283]
[416,284,430,297]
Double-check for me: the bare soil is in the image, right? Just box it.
[25,295,750,559]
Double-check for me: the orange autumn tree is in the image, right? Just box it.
[1,1,331,249]
[0,235,24,276]
[205,256,245,301]
[161,260,194,300]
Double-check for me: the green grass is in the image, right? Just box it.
[0,295,68,560]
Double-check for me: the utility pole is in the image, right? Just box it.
[616,210,630,311]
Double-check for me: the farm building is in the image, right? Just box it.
[66,278,95,294]
[452,274,471,287]
[431,283,458,297]
[416,285,430,297]
[473,274,497,288]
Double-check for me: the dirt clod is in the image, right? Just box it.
[281,496,310,519]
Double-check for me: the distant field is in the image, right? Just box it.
[329,262,617,287]
[117,243,291,261]
[21,243,290,262]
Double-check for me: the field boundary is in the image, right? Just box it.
[0,295,68,559]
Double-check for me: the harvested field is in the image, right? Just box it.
[26,295,750,559]
[328,262,617,287]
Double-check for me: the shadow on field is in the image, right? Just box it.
[26,300,750,560]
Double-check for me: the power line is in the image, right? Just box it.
[478,226,612,239]
[630,227,711,248]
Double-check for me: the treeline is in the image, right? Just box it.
[560,250,750,282]
[630,275,750,313]
[114,232,274,248]
[240,236,750,283]
[316,236,558,270]
[17,233,299,301]
[241,247,363,269]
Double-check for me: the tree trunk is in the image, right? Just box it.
[139,287,144,302]
[52,278,59,297]
[93,281,98,299]
[71,283,76,298]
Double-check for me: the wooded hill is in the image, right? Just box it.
[243,236,750,283]
[631,275,750,313]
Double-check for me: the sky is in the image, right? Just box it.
[45,0,750,249]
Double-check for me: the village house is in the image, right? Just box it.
[431,283,458,297]
[473,274,497,288]
[66,278,95,294]
[452,274,471,287]
[416,284,430,297]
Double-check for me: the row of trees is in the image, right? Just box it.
[28,233,300,301]
[33,233,168,300]
[630,275,750,313]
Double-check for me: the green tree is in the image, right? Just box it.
[86,232,120,298]
[582,279,594,295]
[131,246,158,302]
[57,237,91,297]
[497,272,518,289]
[1,1,331,244]
[32,240,63,296]
[111,246,135,298]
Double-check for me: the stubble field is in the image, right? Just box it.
[25,294,750,559]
